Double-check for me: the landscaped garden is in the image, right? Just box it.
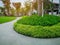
[0,16,16,24]
[14,14,60,38]
[0,0,60,45]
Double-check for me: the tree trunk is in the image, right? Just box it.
[6,9,11,16]
[44,9,48,14]
[59,0,60,14]
[51,0,53,15]
[37,0,42,16]
[7,9,10,16]
[51,10,53,15]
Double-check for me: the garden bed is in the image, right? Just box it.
[14,15,60,38]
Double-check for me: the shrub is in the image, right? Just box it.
[17,15,60,26]
[14,14,60,38]
[14,23,60,38]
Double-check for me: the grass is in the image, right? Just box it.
[0,16,16,24]
[14,15,60,38]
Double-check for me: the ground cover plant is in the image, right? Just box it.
[14,15,60,38]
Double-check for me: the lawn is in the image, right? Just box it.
[0,16,16,24]
[14,15,60,38]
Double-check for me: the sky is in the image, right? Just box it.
[0,0,59,7]
[0,0,26,7]
[50,0,59,3]
[11,0,26,7]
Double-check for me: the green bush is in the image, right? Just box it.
[14,14,60,38]
[17,15,60,26]
[14,23,60,38]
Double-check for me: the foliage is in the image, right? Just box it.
[1,0,11,16]
[13,2,21,9]
[17,15,60,26]
[14,22,60,38]
[14,15,60,38]
[0,16,16,24]
[32,0,38,10]
[0,7,5,15]
[12,2,21,16]
[32,0,54,15]
[10,8,16,16]
[32,0,52,10]
[24,0,32,15]
[44,0,52,10]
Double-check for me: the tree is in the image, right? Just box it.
[0,7,5,15]
[32,0,53,15]
[12,2,21,16]
[20,7,25,16]
[44,0,51,14]
[1,0,11,16]
[10,8,16,16]
[24,1,32,15]
[32,0,43,16]
[37,0,42,16]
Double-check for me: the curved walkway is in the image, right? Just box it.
[0,17,60,45]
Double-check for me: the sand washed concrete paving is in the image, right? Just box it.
[0,17,60,45]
